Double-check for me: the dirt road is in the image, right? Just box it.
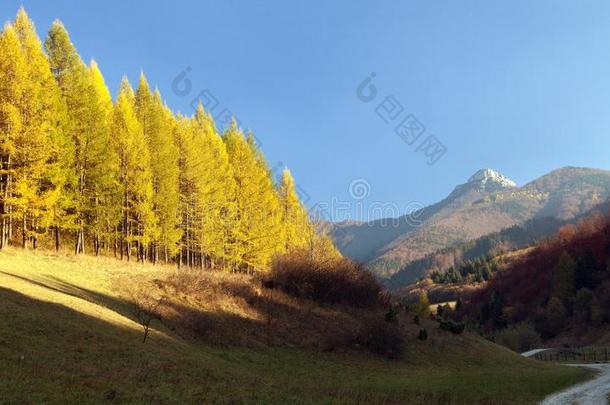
[540,363,610,405]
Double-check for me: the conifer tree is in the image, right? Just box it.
[46,21,121,254]
[111,78,155,261]
[224,121,283,271]
[135,74,181,262]
[173,114,195,267]
[310,233,339,260]
[278,168,311,251]
[88,60,121,255]
[0,24,26,248]
[191,105,237,268]
[174,106,236,268]
[12,10,72,249]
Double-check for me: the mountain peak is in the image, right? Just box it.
[467,169,516,189]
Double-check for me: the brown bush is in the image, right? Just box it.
[264,250,382,308]
[356,317,404,358]
[116,259,403,358]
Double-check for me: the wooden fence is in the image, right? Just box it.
[534,347,610,363]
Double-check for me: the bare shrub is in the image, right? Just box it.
[124,282,166,343]
[166,270,199,294]
[264,249,382,308]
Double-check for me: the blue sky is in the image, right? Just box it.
[2,1,610,220]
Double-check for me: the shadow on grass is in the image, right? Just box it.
[0,286,225,404]
[0,268,355,351]
[156,276,366,350]
[0,287,423,404]
[0,270,132,319]
[0,267,393,357]
[0,285,588,405]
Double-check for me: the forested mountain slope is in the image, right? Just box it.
[330,167,610,285]
[461,211,610,345]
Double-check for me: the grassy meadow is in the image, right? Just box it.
[0,248,592,404]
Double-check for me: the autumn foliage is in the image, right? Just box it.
[0,8,337,272]
[462,211,610,339]
[264,249,382,308]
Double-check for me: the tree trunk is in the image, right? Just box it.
[54,226,60,251]
[21,215,27,249]
[95,233,100,256]
[4,155,10,248]
[114,228,118,258]
[0,218,5,250]
[75,226,82,255]
[1,154,12,249]
[81,230,85,254]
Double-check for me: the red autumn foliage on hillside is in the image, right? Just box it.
[462,211,610,336]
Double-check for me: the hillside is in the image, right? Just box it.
[461,211,610,346]
[330,167,610,285]
[387,216,564,290]
[0,248,590,404]
[389,198,610,291]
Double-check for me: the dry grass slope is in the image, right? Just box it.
[0,248,592,404]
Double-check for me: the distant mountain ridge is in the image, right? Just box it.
[328,167,610,287]
[389,197,610,291]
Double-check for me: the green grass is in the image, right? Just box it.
[0,248,592,404]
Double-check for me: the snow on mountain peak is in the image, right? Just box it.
[467,169,517,189]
